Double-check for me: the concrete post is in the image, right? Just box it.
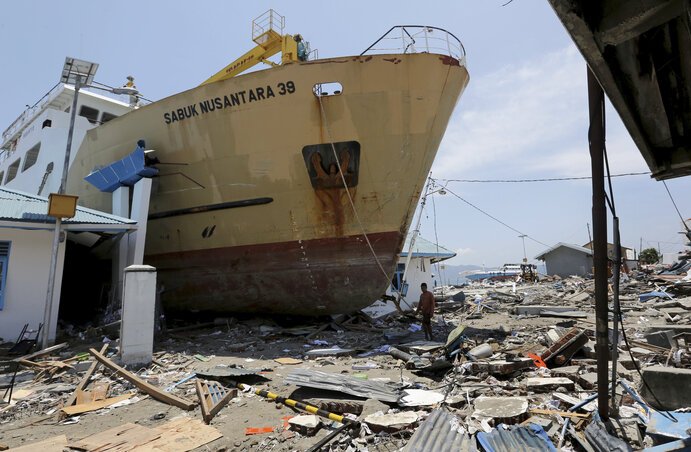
[112,186,130,303]
[128,177,152,266]
[120,265,156,366]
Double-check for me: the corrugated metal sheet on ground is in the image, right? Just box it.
[476,424,557,452]
[402,409,476,452]
[196,366,259,378]
[284,368,402,403]
[0,187,135,225]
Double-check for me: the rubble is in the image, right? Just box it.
[0,272,689,451]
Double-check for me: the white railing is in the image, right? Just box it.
[2,82,62,146]
[361,26,466,64]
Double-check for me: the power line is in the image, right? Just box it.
[441,186,550,248]
[662,180,691,233]
[436,171,650,183]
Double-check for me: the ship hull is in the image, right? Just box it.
[67,53,469,314]
[149,231,398,315]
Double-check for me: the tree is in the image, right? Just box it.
[639,248,660,264]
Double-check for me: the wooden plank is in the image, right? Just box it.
[529,408,591,419]
[133,417,222,451]
[60,393,134,416]
[68,423,160,452]
[13,342,68,362]
[195,379,234,423]
[89,348,195,410]
[61,343,108,414]
[75,389,89,405]
[92,381,110,401]
[5,435,67,452]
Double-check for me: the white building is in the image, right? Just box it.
[364,234,455,317]
[0,187,135,344]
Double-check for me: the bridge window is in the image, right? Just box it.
[79,105,100,124]
[5,159,20,183]
[22,143,41,172]
[101,112,117,124]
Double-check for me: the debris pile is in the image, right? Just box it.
[1,272,690,451]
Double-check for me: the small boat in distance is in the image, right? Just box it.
[464,264,536,282]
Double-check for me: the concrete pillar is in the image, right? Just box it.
[112,186,130,303]
[120,265,156,366]
[128,178,152,266]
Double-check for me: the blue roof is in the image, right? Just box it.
[0,187,135,226]
[400,234,456,261]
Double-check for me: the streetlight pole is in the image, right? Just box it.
[519,234,527,263]
[41,75,83,349]
[41,58,138,348]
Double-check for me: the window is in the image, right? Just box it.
[5,159,20,183]
[0,171,4,185]
[22,143,40,172]
[100,112,117,124]
[391,262,406,291]
[313,82,343,97]
[79,105,100,124]
[0,241,9,310]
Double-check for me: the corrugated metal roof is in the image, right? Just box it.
[284,368,402,403]
[476,424,558,452]
[402,409,475,452]
[0,187,135,225]
[401,234,456,260]
[534,242,594,261]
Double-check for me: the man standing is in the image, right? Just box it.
[415,283,435,341]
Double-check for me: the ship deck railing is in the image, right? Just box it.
[360,25,466,65]
[1,82,64,151]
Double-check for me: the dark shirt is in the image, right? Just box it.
[417,291,435,315]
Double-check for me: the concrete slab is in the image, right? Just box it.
[512,306,580,315]
[473,396,529,424]
[577,372,598,389]
[645,330,675,349]
[525,377,575,392]
[364,411,418,433]
[640,366,691,411]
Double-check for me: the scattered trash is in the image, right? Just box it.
[0,272,688,450]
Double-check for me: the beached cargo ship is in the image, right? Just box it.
[0,13,469,315]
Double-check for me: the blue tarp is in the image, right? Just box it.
[638,291,674,302]
[85,145,157,193]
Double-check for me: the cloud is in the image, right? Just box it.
[432,45,648,179]
[455,247,474,255]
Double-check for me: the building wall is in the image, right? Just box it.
[364,256,435,317]
[544,247,592,278]
[0,228,65,344]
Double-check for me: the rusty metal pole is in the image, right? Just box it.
[588,66,609,420]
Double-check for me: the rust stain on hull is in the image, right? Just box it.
[147,231,400,315]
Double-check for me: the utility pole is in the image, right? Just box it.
[588,66,609,420]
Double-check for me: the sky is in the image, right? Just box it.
[1,1,689,268]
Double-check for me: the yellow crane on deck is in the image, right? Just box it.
[201,9,308,86]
